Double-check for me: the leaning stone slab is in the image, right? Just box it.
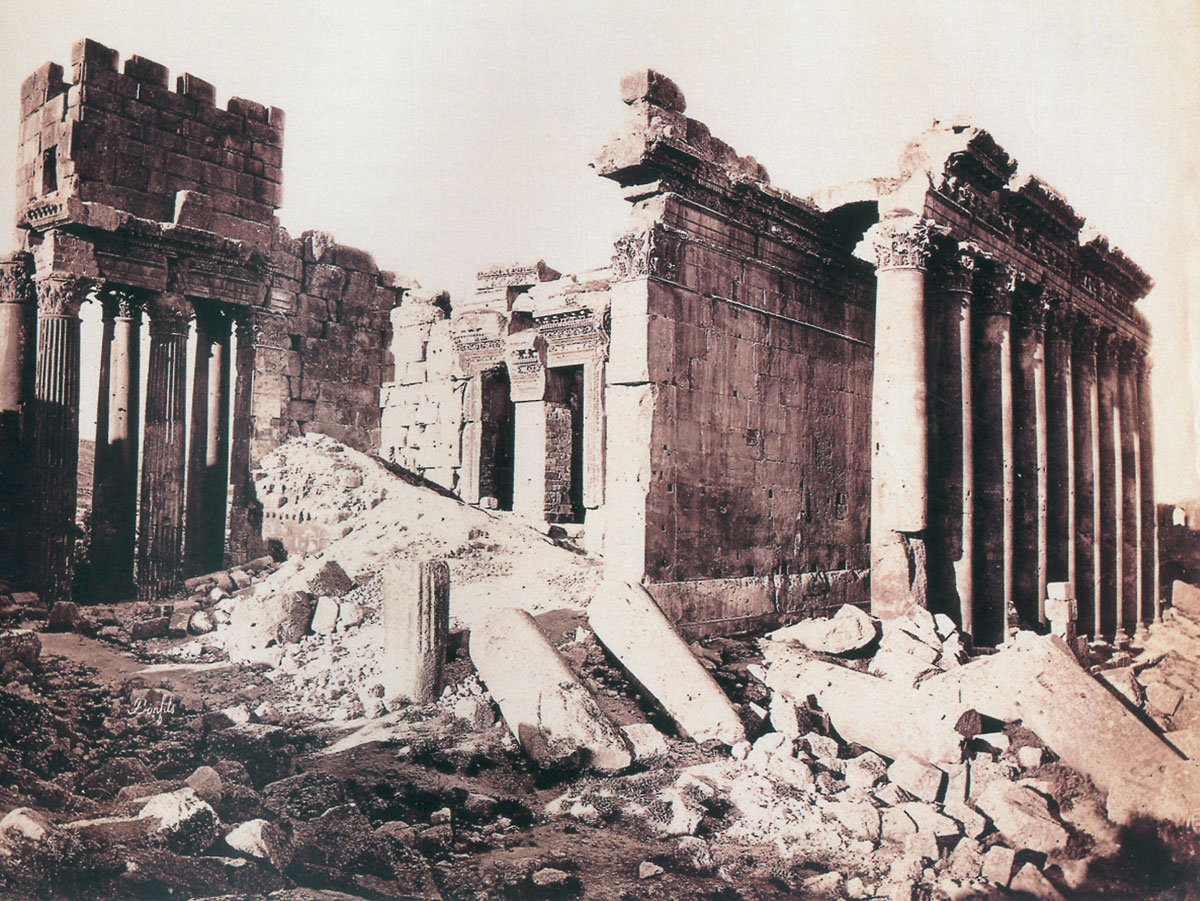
[920,631,1198,829]
[589,580,746,746]
[471,607,632,772]
[766,604,877,655]
[762,642,966,765]
[974,781,1069,855]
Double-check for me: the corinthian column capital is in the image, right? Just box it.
[867,216,935,272]
[35,275,92,318]
[146,292,192,336]
[0,254,35,306]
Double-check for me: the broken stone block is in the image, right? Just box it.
[844,751,888,789]
[1098,666,1143,707]
[825,798,881,843]
[225,591,315,657]
[224,818,293,871]
[185,766,223,805]
[638,861,663,879]
[621,722,670,762]
[899,802,961,845]
[762,642,966,765]
[619,68,687,112]
[47,601,83,632]
[887,755,945,801]
[80,756,155,800]
[1145,681,1184,717]
[801,732,840,763]
[310,596,338,634]
[135,787,220,854]
[766,604,877,655]
[1017,746,1047,769]
[946,837,984,880]
[1010,862,1066,900]
[336,600,364,629]
[974,781,1068,855]
[972,731,1010,755]
[0,629,41,669]
[471,607,632,772]
[262,770,346,820]
[308,559,354,597]
[881,806,918,842]
[589,580,745,745]
[980,844,1016,886]
[129,617,170,640]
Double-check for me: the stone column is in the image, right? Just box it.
[1011,287,1050,627]
[89,288,142,599]
[1137,351,1159,624]
[1071,321,1102,637]
[972,262,1016,646]
[184,304,232,577]
[381,558,450,703]
[137,293,191,602]
[927,246,975,637]
[1117,340,1141,639]
[1096,329,1121,640]
[0,255,35,584]
[506,333,550,523]
[29,275,92,605]
[866,216,934,619]
[1044,300,1076,593]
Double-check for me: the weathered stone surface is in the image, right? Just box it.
[980,844,1016,886]
[589,580,745,745]
[619,68,687,112]
[887,755,945,801]
[204,723,296,787]
[310,596,338,634]
[621,722,670,762]
[762,642,965,765]
[472,607,632,772]
[0,629,41,669]
[261,770,345,820]
[225,590,315,656]
[974,781,1068,855]
[224,818,293,871]
[1010,862,1066,899]
[766,604,877,655]
[308,559,354,597]
[136,787,221,854]
[381,559,449,703]
[188,610,216,634]
[80,756,155,800]
[47,601,84,632]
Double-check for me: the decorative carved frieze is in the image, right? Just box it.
[867,217,935,272]
[534,303,608,366]
[504,331,547,403]
[449,310,507,375]
[611,225,680,282]
[35,275,93,318]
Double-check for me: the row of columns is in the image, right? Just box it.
[0,259,241,606]
[869,218,1157,646]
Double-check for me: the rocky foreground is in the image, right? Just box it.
[0,436,1198,900]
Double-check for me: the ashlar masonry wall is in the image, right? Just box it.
[595,72,876,634]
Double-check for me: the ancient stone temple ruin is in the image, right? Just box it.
[0,45,1158,648]
[0,40,396,605]
[380,71,1156,644]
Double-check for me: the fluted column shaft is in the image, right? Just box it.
[972,263,1016,646]
[30,276,91,605]
[0,255,35,583]
[1137,353,1159,624]
[184,304,232,576]
[927,248,975,637]
[89,289,142,599]
[867,216,933,619]
[1012,290,1050,627]
[1072,323,1102,637]
[1117,343,1141,638]
[1096,331,1121,639]
[137,293,191,602]
[1044,304,1076,593]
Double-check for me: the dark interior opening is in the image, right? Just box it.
[546,364,585,524]
[41,148,57,195]
[480,367,514,511]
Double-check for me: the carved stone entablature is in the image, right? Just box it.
[972,261,1020,316]
[146,292,192,336]
[99,286,144,321]
[942,128,1018,191]
[1079,231,1153,309]
[247,308,289,348]
[449,309,508,375]
[476,261,561,294]
[0,254,35,305]
[940,177,1017,237]
[612,225,681,283]
[534,303,608,366]
[867,217,935,272]
[504,331,547,403]
[35,275,93,318]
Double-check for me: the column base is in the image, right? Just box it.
[870,531,929,620]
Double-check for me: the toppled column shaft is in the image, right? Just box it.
[381,558,450,703]
[471,606,631,772]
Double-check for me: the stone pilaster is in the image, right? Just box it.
[89,288,142,599]
[1044,298,1076,594]
[29,275,92,605]
[971,261,1016,646]
[1012,286,1050,626]
[866,216,934,619]
[1117,339,1141,640]
[184,303,232,576]
[927,245,976,637]
[1096,329,1121,640]
[1071,320,1102,637]
[1137,351,1159,624]
[0,254,35,585]
[137,292,191,602]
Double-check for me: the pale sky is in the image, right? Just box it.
[1,0,1198,499]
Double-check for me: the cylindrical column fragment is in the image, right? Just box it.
[185,303,232,576]
[0,254,35,585]
[470,606,632,772]
[381,558,450,703]
[1096,330,1121,640]
[1044,301,1076,594]
[1012,288,1050,627]
[1072,321,1102,638]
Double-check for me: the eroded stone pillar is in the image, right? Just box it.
[89,288,142,599]
[927,247,975,637]
[972,263,1016,646]
[1117,340,1140,639]
[1137,351,1159,624]
[1071,322,1101,637]
[184,304,232,576]
[1012,288,1050,627]
[0,255,35,584]
[381,558,450,703]
[1044,301,1076,593]
[867,216,933,619]
[1096,330,1121,640]
[137,293,191,602]
[29,275,91,605]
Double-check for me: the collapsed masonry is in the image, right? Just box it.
[381,71,1157,643]
[0,40,397,606]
